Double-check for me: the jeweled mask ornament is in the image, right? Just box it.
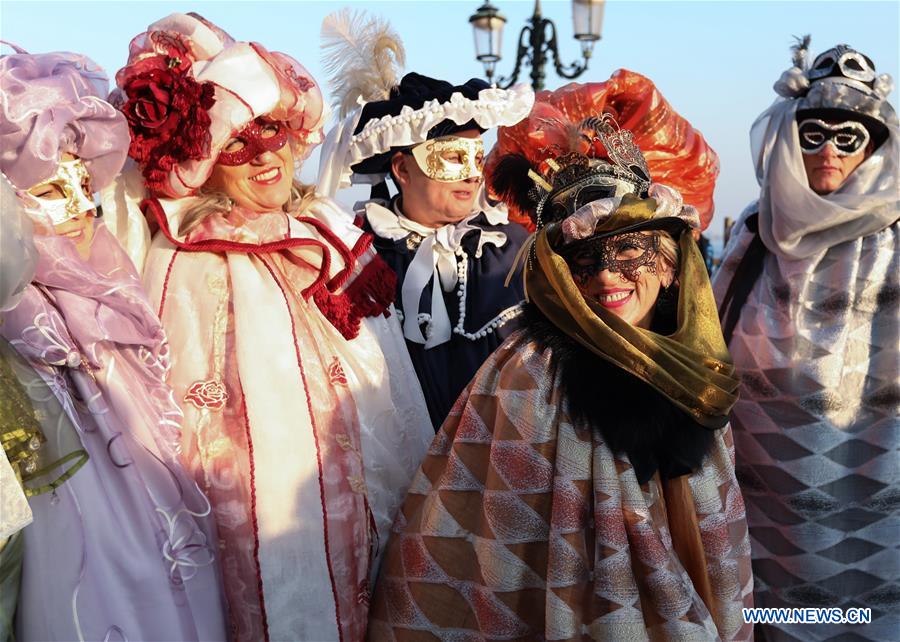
[410,135,484,182]
[530,114,652,230]
[217,118,289,166]
[807,44,877,84]
[20,158,94,224]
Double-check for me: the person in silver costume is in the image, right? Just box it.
[715,38,899,641]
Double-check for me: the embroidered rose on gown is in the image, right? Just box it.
[328,357,348,386]
[184,380,228,410]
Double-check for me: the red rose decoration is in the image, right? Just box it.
[122,67,183,155]
[184,379,229,411]
[120,49,216,195]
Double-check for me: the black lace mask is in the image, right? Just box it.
[562,232,660,283]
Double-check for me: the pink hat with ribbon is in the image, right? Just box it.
[110,12,326,198]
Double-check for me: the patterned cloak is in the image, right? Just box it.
[714,210,900,641]
[369,333,753,640]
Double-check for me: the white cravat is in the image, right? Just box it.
[365,198,507,348]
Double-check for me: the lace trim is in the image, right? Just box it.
[348,84,534,166]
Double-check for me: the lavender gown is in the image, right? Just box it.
[0,223,226,641]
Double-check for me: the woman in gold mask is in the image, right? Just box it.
[369,76,753,641]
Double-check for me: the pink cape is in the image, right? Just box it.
[142,195,433,641]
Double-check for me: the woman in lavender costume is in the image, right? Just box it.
[0,46,226,641]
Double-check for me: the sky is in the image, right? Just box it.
[3,0,898,249]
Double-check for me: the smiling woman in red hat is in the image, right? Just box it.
[109,12,433,641]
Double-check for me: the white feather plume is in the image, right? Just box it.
[321,9,406,119]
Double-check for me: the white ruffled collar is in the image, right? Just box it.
[363,190,511,348]
[364,187,510,254]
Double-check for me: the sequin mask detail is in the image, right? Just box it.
[807,45,876,83]
[798,119,870,156]
[22,159,94,225]
[410,136,484,182]
[562,232,660,283]
[217,119,289,166]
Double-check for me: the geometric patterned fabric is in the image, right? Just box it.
[370,336,754,640]
[714,216,900,641]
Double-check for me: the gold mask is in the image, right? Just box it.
[22,159,94,225]
[410,135,484,183]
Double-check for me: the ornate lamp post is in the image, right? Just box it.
[469,0,605,90]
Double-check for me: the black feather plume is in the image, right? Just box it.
[488,153,539,222]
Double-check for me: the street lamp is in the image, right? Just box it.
[469,0,605,90]
[469,1,507,84]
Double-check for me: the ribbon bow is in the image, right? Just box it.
[365,200,507,348]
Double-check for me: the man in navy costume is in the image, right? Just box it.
[318,19,535,429]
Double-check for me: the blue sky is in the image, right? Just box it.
[3,1,898,248]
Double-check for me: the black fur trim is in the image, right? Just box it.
[516,303,717,484]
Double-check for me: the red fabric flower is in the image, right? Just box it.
[120,51,216,195]
[122,68,183,156]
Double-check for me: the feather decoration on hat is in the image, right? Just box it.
[321,9,406,119]
[791,34,811,70]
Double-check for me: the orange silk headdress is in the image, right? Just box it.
[485,69,719,231]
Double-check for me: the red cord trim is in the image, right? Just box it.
[295,216,356,290]
[143,197,393,339]
[351,232,373,258]
[258,256,345,641]
[157,248,180,320]
[240,386,271,641]
[214,82,257,119]
[326,231,374,292]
